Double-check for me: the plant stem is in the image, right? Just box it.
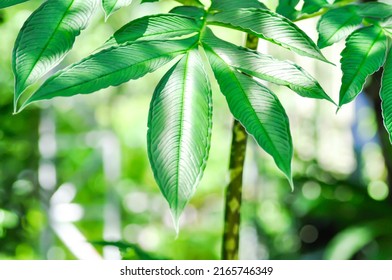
[221,34,258,260]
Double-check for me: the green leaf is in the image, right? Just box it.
[202,28,334,103]
[21,37,198,110]
[380,17,392,37]
[169,6,205,19]
[317,5,362,49]
[0,0,29,9]
[102,0,133,20]
[148,49,212,229]
[339,26,388,107]
[210,0,267,12]
[380,47,392,144]
[302,0,328,15]
[171,0,204,7]
[276,0,299,20]
[13,0,97,108]
[207,8,329,63]
[104,14,201,47]
[141,0,158,3]
[204,45,293,186]
[358,2,392,20]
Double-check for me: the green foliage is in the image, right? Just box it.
[2,0,392,260]
[210,0,267,11]
[316,5,362,48]
[202,30,333,102]
[276,0,300,20]
[316,1,392,141]
[147,50,212,231]
[381,48,392,144]
[204,41,293,187]
[102,0,133,20]
[207,8,329,62]
[8,0,333,226]
[339,25,387,106]
[0,0,29,9]
[13,0,97,108]
[23,38,197,106]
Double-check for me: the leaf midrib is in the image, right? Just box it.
[31,44,192,100]
[17,0,75,96]
[174,52,190,214]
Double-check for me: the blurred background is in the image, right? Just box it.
[1,0,392,260]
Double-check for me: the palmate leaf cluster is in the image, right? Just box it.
[3,0,337,227]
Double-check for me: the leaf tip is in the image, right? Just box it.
[288,176,294,192]
[169,208,181,238]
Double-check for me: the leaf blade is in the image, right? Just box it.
[210,0,267,11]
[204,45,293,185]
[302,0,329,15]
[380,47,392,144]
[102,0,133,20]
[104,13,201,47]
[339,26,388,107]
[358,2,392,20]
[13,0,97,106]
[147,49,212,227]
[317,5,362,48]
[207,8,329,63]
[276,0,300,20]
[202,29,333,103]
[22,37,198,109]
[0,0,29,9]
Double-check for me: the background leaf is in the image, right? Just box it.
[207,8,329,63]
[339,25,387,107]
[102,0,133,20]
[13,0,97,107]
[317,5,362,48]
[276,0,299,20]
[202,29,333,103]
[22,37,197,109]
[302,0,328,15]
[210,0,267,11]
[0,0,29,9]
[358,2,392,20]
[148,49,212,229]
[204,46,293,186]
[380,47,392,144]
[104,14,201,47]
[169,5,205,19]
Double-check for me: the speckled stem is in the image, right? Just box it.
[221,34,258,260]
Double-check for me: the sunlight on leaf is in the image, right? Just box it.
[339,25,387,107]
[147,49,212,230]
[13,0,97,110]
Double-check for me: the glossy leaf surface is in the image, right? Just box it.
[23,37,197,109]
[104,14,200,47]
[205,46,293,186]
[207,8,329,63]
[202,29,333,103]
[0,0,29,8]
[317,5,362,48]
[210,0,266,11]
[13,0,97,106]
[102,0,133,20]
[339,26,387,107]
[381,47,392,143]
[148,49,212,227]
